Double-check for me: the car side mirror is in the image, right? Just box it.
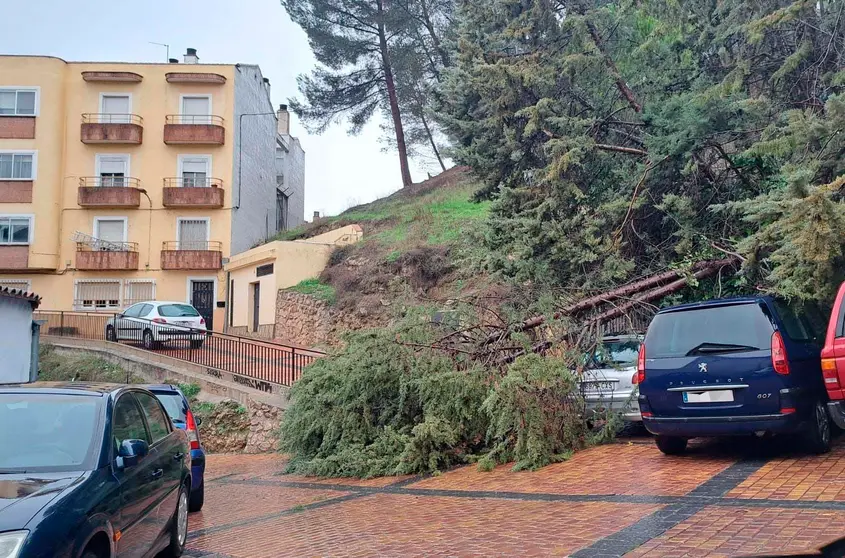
[195,416,203,426]
[117,439,149,469]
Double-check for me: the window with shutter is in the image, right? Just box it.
[94,218,126,250]
[178,219,209,250]
[97,155,128,187]
[100,95,130,124]
[75,280,121,310]
[180,157,209,187]
[181,96,211,124]
[125,280,155,306]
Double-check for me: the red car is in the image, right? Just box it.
[821,281,845,429]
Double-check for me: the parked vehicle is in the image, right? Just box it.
[0,382,191,557]
[143,384,206,512]
[636,296,829,455]
[581,335,643,422]
[105,301,206,350]
[821,281,845,431]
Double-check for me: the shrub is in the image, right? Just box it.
[288,278,337,305]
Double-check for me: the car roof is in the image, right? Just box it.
[657,295,771,315]
[0,381,127,396]
[131,301,195,306]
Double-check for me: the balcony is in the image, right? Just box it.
[77,177,141,208]
[81,114,143,144]
[165,72,226,84]
[162,178,224,208]
[76,240,139,271]
[0,246,29,270]
[163,115,224,145]
[161,241,223,270]
[0,117,35,139]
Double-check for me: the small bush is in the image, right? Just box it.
[328,245,355,267]
[178,382,201,402]
[288,278,337,305]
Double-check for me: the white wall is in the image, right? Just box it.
[0,298,33,384]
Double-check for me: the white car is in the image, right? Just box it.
[580,334,643,422]
[105,301,207,349]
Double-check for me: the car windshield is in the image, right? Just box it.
[0,394,101,472]
[595,339,640,366]
[645,302,775,359]
[152,392,187,423]
[158,304,200,318]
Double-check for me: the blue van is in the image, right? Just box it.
[636,296,829,455]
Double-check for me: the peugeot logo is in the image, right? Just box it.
[699,362,708,373]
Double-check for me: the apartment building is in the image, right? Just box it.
[0,51,304,330]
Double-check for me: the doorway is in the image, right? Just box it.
[248,281,260,332]
[190,280,215,331]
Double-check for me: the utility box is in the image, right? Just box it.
[0,287,41,384]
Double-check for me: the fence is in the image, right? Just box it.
[34,310,324,386]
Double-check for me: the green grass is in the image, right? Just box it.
[288,278,337,305]
[38,345,144,384]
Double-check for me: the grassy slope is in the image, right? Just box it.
[275,167,498,332]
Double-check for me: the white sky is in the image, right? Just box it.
[0,0,434,217]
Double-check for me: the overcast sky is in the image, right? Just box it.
[0,0,434,218]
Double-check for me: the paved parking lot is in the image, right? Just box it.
[183,436,845,557]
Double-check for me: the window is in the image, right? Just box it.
[100,94,131,124]
[158,304,200,318]
[0,216,31,245]
[276,190,289,232]
[112,395,149,452]
[256,263,274,277]
[74,280,121,310]
[0,88,37,116]
[96,154,129,187]
[0,153,35,180]
[122,303,144,318]
[177,218,209,250]
[181,95,211,124]
[0,279,31,292]
[179,156,210,187]
[125,280,155,306]
[93,217,127,248]
[134,392,171,444]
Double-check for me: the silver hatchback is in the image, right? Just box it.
[580,335,643,422]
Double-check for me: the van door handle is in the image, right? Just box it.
[151,468,163,479]
[173,452,184,461]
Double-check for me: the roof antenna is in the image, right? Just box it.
[149,42,170,62]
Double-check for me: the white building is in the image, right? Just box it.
[0,287,41,384]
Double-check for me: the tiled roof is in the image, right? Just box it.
[0,286,41,308]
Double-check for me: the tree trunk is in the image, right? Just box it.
[377,0,414,188]
[420,110,446,171]
[582,17,642,113]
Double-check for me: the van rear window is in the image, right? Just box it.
[645,303,774,359]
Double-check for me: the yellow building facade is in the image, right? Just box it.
[0,53,287,331]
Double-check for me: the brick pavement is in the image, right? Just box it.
[183,437,845,558]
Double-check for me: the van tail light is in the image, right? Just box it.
[771,331,790,375]
[152,317,166,324]
[186,409,201,450]
[822,358,840,388]
[200,317,205,326]
[633,344,646,385]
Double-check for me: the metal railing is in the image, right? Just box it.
[82,113,144,125]
[165,114,224,126]
[163,177,223,188]
[76,239,138,252]
[78,176,141,188]
[34,310,324,386]
[162,240,223,251]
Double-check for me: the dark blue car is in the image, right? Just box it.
[0,382,192,557]
[636,296,829,455]
[142,385,205,512]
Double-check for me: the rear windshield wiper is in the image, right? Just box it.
[685,342,759,356]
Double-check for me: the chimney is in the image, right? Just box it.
[184,48,199,64]
[168,58,179,64]
[313,211,321,222]
[277,103,290,136]
[263,77,270,85]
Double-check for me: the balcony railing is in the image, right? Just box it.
[165,114,224,126]
[161,241,223,270]
[75,240,139,270]
[82,113,144,125]
[163,115,225,145]
[77,177,141,207]
[162,177,223,188]
[81,113,143,144]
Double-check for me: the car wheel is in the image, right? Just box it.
[161,483,189,557]
[806,401,832,454]
[189,482,204,512]
[142,329,158,350]
[655,435,687,455]
[190,340,204,350]
[105,326,116,342]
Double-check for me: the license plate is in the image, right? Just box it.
[175,321,193,327]
[683,390,734,403]
[583,381,617,391]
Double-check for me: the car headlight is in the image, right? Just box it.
[0,531,27,558]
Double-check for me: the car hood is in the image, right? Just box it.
[0,472,84,531]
